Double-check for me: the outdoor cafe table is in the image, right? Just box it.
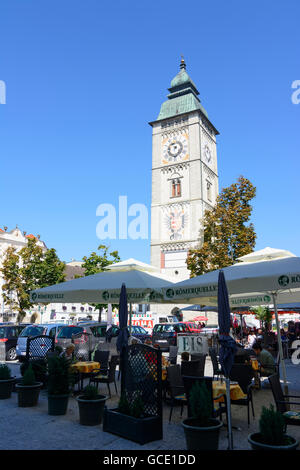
[70,361,100,391]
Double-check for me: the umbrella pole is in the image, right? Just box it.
[272,293,289,396]
[226,377,233,450]
[129,303,132,336]
[240,314,243,341]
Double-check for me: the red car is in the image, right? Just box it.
[182,321,202,334]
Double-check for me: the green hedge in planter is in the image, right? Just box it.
[47,355,71,415]
[103,392,163,444]
[0,364,15,399]
[16,365,42,407]
[248,405,299,450]
[77,385,107,426]
[182,380,222,451]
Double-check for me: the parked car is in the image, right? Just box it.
[201,325,219,335]
[16,323,65,362]
[151,322,189,351]
[108,325,150,343]
[55,322,108,359]
[130,325,151,342]
[182,321,202,334]
[0,324,28,361]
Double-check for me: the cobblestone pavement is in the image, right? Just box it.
[1,358,299,450]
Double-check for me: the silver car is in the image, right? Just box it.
[16,323,65,362]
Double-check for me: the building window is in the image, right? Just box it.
[206,180,212,202]
[171,178,181,197]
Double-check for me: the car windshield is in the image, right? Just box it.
[20,326,45,337]
[57,326,83,338]
[175,324,187,332]
[155,324,174,332]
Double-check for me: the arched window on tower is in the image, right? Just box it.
[171,178,181,197]
[206,179,212,202]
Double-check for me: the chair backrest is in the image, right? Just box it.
[268,374,287,413]
[167,365,184,397]
[191,353,206,375]
[94,350,110,368]
[168,346,178,364]
[228,364,254,394]
[108,355,119,381]
[182,376,214,418]
[181,358,205,378]
[209,347,220,374]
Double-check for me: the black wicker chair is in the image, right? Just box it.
[228,364,255,426]
[181,356,206,378]
[268,374,300,429]
[168,346,178,365]
[209,347,223,381]
[89,355,118,398]
[166,365,187,422]
[94,350,110,375]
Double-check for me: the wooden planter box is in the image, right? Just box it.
[103,407,162,445]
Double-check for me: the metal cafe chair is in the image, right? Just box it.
[228,364,255,426]
[90,355,119,398]
[166,365,187,422]
[269,374,300,429]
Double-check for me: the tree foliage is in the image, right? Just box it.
[251,306,272,331]
[82,244,121,321]
[187,176,256,276]
[1,238,65,322]
[82,244,120,276]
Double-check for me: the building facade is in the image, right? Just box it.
[0,228,97,322]
[0,227,47,319]
[150,58,219,281]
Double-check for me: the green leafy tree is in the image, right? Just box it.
[251,306,272,331]
[1,238,65,323]
[187,176,256,276]
[82,244,120,321]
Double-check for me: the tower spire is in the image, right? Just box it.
[180,55,186,70]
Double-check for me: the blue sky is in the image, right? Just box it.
[0,0,299,263]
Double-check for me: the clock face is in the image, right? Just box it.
[162,133,188,164]
[204,144,212,163]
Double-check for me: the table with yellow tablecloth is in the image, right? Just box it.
[70,361,100,373]
[70,361,100,391]
[213,380,246,402]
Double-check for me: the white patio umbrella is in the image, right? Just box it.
[30,267,176,305]
[163,256,300,394]
[30,259,177,334]
[237,247,296,263]
[106,258,160,273]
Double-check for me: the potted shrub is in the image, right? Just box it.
[0,364,15,399]
[248,405,299,450]
[182,380,223,450]
[20,359,48,389]
[76,385,108,426]
[47,355,71,415]
[15,364,42,407]
[103,391,162,444]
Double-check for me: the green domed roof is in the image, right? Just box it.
[155,58,208,121]
[170,62,198,91]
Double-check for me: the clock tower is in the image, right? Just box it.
[149,58,219,281]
